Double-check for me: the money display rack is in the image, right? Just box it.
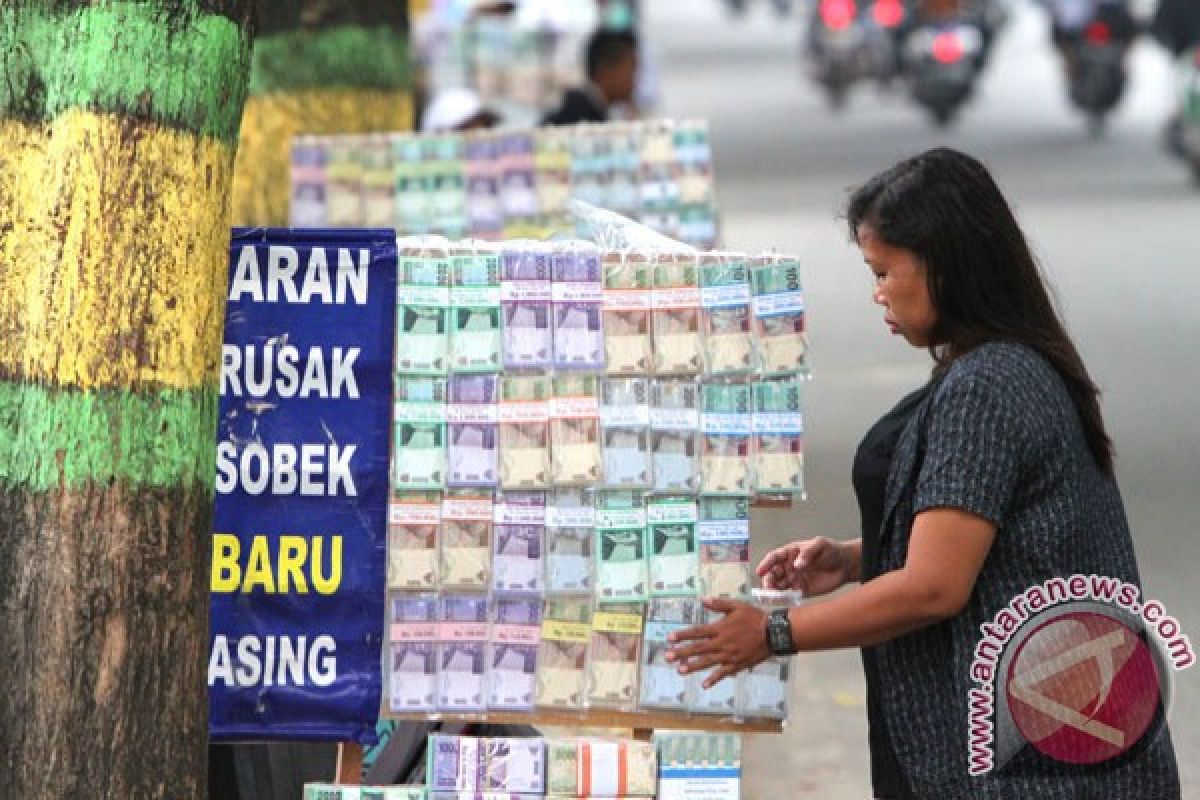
[325,236,808,787]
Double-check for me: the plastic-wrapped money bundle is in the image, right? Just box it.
[291,136,326,228]
[438,594,489,711]
[688,606,741,716]
[498,375,552,490]
[535,128,572,219]
[738,589,802,720]
[640,597,702,710]
[545,489,595,594]
[700,383,754,496]
[535,598,592,710]
[549,375,602,486]
[305,784,427,800]
[440,492,493,590]
[753,379,805,495]
[466,134,504,239]
[326,136,364,227]
[570,126,610,210]
[600,378,652,489]
[392,135,428,234]
[427,733,484,793]
[388,491,442,590]
[602,252,654,376]
[552,246,605,370]
[586,603,644,710]
[751,255,807,376]
[697,497,751,599]
[595,491,649,604]
[607,124,642,219]
[450,248,503,372]
[646,496,699,597]
[545,737,658,798]
[488,597,542,711]
[491,492,545,594]
[362,134,395,228]
[482,736,547,794]
[700,253,755,376]
[447,375,499,488]
[651,255,703,377]
[498,132,540,232]
[388,593,439,713]
[397,247,451,375]
[426,136,471,239]
[650,381,700,493]
[393,377,447,490]
[501,248,554,370]
[655,733,742,800]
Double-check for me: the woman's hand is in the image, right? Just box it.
[756,537,859,596]
[665,598,772,688]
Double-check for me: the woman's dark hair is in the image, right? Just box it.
[845,147,1114,474]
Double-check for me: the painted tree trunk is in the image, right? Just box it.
[232,0,413,226]
[0,3,255,797]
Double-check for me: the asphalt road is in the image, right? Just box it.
[641,0,1200,795]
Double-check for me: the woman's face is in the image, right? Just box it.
[858,224,938,347]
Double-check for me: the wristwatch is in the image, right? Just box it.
[765,608,797,656]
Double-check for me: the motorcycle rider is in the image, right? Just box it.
[1151,0,1200,156]
[1039,0,1135,77]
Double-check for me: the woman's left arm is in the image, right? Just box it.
[668,507,997,687]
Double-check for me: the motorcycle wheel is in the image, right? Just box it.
[932,106,956,129]
[1087,113,1107,140]
[1191,159,1200,188]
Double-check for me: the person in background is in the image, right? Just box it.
[542,29,639,126]
[420,87,501,133]
[665,148,1180,799]
[1151,0,1200,156]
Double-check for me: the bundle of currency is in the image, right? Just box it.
[326,135,364,227]
[535,128,572,218]
[498,375,552,490]
[428,733,484,793]
[595,491,648,603]
[600,378,653,489]
[446,376,499,488]
[388,490,442,590]
[438,595,489,711]
[291,136,326,228]
[450,248,503,373]
[393,134,429,235]
[688,606,740,716]
[697,497,751,599]
[498,132,540,232]
[602,252,654,376]
[545,489,595,593]
[535,598,592,710]
[388,593,439,713]
[752,379,805,495]
[549,375,602,486]
[737,589,801,719]
[586,603,645,711]
[491,492,545,594]
[465,134,504,238]
[655,733,742,800]
[651,255,704,376]
[427,135,471,238]
[551,247,605,370]
[649,381,700,493]
[501,249,554,370]
[440,492,493,590]
[751,255,807,377]
[396,248,451,376]
[393,377,447,491]
[305,784,427,800]
[647,496,699,597]
[488,597,542,711]
[700,253,755,377]
[545,737,658,798]
[482,736,546,794]
[700,383,754,496]
[570,127,611,211]
[640,597,702,710]
[362,134,395,228]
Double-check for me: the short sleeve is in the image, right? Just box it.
[912,373,1026,528]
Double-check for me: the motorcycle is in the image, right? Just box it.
[804,0,907,107]
[1060,11,1134,137]
[1179,46,1200,183]
[903,17,985,127]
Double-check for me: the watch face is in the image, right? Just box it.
[768,609,795,656]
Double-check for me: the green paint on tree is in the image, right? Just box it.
[0,2,252,142]
[0,381,218,492]
[248,25,412,95]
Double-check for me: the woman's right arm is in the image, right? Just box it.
[756,537,862,596]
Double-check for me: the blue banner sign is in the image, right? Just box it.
[209,228,397,743]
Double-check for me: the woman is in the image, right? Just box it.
[666,148,1180,798]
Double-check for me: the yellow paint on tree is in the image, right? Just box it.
[0,110,235,390]
[231,87,413,226]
